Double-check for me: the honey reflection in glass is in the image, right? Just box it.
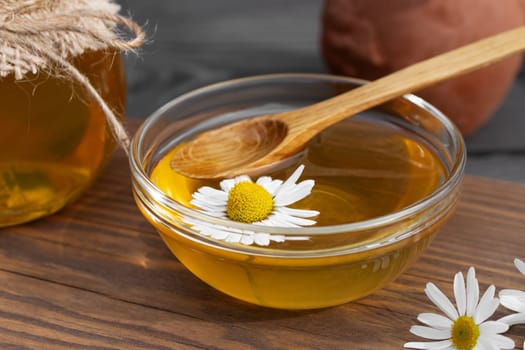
[142,113,455,309]
[0,50,126,226]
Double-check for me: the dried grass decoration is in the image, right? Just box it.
[0,0,145,153]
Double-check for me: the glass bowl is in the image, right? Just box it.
[130,74,466,310]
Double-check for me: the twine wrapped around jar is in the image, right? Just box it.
[0,0,145,154]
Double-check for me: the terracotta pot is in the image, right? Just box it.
[322,0,525,135]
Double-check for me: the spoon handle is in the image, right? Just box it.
[281,26,525,134]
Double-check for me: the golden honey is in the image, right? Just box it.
[0,50,126,226]
[143,115,452,309]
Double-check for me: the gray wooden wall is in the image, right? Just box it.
[118,1,525,183]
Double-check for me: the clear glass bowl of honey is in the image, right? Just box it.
[130,74,466,310]
[0,50,126,226]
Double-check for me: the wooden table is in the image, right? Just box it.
[1,121,525,349]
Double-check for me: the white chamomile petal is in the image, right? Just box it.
[474,337,497,350]
[259,213,315,229]
[191,197,220,210]
[475,338,498,350]
[409,326,450,340]
[478,334,514,349]
[276,206,319,218]
[234,175,251,184]
[499,288,525,300]
[454,271,466,315]
[190,200,224,213]
[274,213,317,227]
[211,229,231,240]
[195,208,226,217]
[276,164,304,193]
[204,227,228,240]
[219,178,236,192]
[416,313,453,329]
[201,211,227,219]
[274,180,314,206]
[498,312,525,326]
[256,177,282,195]
[269,235,286,243]
[274,187,308,206]
[466,267,479,316]
[190,194,226,208]
[514,258,525,276]
[253,233,271,246]
[196,186,228,200]
[258,216,292,228]
[255,176,272,186]
[229,233,247,243]
[195,205,226,214]
[207,230,230,241]
[225,233,243,243]
[240,235,254,245]
[424,283,459,320]
[183,217,208,228]
[191,192,226,206]
[296,179,315,194]
[404,340,453,349]
[500,298,525,314]
[473,285,498,324]
[265,182,284,196]
[284,235,310,241]
[478,321,508,334]
[499,289,525,312]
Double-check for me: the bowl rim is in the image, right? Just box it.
[130,73,466,238]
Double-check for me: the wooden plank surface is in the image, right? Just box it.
[1,119,525,349]
[119,0,525,183]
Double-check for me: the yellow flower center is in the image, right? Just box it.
[450,315,480,350]
[226,182,274,223]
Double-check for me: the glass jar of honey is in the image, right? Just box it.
[0,50,126,226]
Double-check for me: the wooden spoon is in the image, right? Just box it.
[171,26,525,179]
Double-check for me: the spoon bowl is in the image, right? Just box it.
[170,116,289,177]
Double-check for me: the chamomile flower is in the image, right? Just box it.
[405,267,514,350]
[498,258,525,326]
[186,164,319,246]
